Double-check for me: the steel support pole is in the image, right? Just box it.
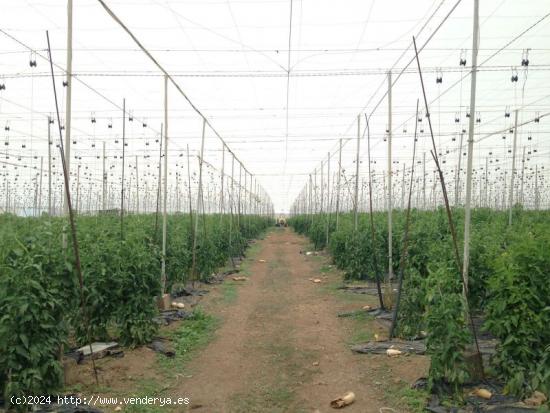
[462,0,480,296]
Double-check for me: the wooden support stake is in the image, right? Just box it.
[135,155,139,214]
[48,118,52,215]
[46,29,97,385]
[455,133,464,205]
[508,110,518,225]
[191,119,206,281]
[102,141,106,210]
[154,125,163,236]
[413,32,483,369]
[520,146,525,205]
[161,76,168,295]
[365,113,385,310]
[326,152,331,246]
[335,139,342,230]
[38,156,43,216]
[390,100,419,339]
[354,115,360,230]
[120,98,126,239]
[387,71,393,280]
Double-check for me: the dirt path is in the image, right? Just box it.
[175,228,426,413]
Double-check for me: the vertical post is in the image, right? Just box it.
[455,133,464,205]
[320,161,324,214]
[422,152,426,209]
[76,164,80,214]
[102,141,107,210]
[34,172,39,217]
[38,156,43,216]
[161,76,168,295]
[145,181,149,213]
[366,113,385,309]
[401,163,406,209]
[389,99,419,338]
[186,143,193,225]
[247,173,252,219]
[535,165,539,209]
[60,0,73,246]
[192,119,207,280]
[4,180,7,213]
[416,177,421,208]
[48,119,52,215]
[502,171,507,210]
[485,157,489,207]
[154,126,163,233]
[308,174,313,224]
[520,146,525,205]
[476,173,480,208]
[360,178,365,212]
[237,164,242,227]
[220,144,225,220]
[243,170,248,227]
[313,169,318,214]
[508,110,518,225]
[120,98,126,237]
[175,171,179,212]
[63,0,73,218]
[129,175,133,213]
[462,0,479,296]
[326,151,331,245]
[228,154,235,265]
[354,114,360,230]
[387,71,393,279]
[433,170,437,209]
[135,155,139,214]
[335,139,342,230]
[248,174,253,218]
[87,180,92,214]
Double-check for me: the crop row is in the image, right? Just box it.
[0,213,271,402]
[289,208,550,398]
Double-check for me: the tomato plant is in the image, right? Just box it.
[289,209,550,399]
[0,212,271,402]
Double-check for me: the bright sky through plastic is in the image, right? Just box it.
[1,0,550,213]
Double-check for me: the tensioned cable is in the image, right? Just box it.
[1,10,271,211]
[284,0,294,174]
[294,0,463,199]
[297,7,550,197]
[389,11,550,137]
[6,64,550,78]
[0,28,161,137]
[3,47,549,55]
[96,0,271,205]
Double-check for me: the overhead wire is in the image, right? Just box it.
[95,0,268,199]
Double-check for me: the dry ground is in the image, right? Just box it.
[72,227,428,413]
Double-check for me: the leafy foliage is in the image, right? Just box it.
[290,209,550,399]
[0,212,271,402]
[485,224,550,397]
[395,267,426,340]
[425,265,471,394]
[0,221,75,403]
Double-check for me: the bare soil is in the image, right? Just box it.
[174,228,428,412]
[72,228,428,412]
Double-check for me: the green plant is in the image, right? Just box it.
[395,267,426,339]
[425,265,471,395]
[0,223,76,405]
[289,209,550,400]
[0,212,270,401]
[160,310,218,371]
[485,226,550,397]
